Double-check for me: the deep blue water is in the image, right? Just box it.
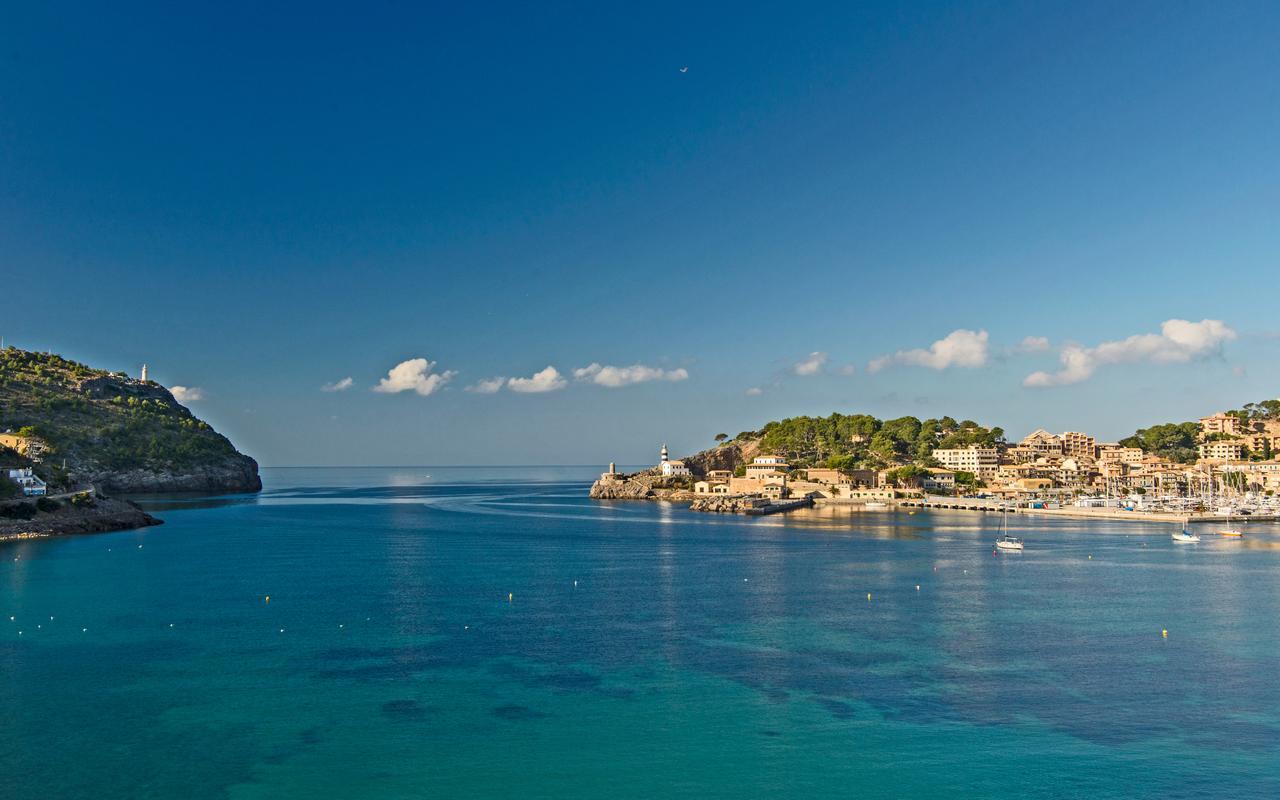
[2,467,1278,799]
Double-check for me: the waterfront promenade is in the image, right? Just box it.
[859,497,1278,524]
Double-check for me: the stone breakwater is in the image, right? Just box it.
[0,497,161,541]
[688,496,768,513]
[589,475,696,501]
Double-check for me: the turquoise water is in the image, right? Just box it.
[2,467,1278,799]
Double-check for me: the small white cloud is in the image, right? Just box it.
[745,387,763,396]
[792,351,828,376]
[171,386,204,403]
[466,377,506,394]
[1016,336,1051,353]
[868,329,990,373]
[573,363,689,387]
[1024,319,1236,388]
[507,366,567,393]
[321,377,354,392]
[372,358,456,396]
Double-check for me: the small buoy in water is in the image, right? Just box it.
[264,595,270,604]
[169,623,174,628]
[508,593,513,602]
[573,580,578,587]
[1088,555,1092,560]
[743,578,748,582]
[138,544,142,549]
[916,585,921,591]
[82,628,87,632]
[464,625,469,630]
[279,628,285,633]
[338,624,344,628]
[1162,629,1168,638]
[867,593,872,601]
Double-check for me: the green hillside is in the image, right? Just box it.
[0,347,260,493]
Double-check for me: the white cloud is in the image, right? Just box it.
[792,351,828,376]
[507,366,567,393]
[745,387,763,396]
[868,329,990,373]
[1016,336,1051,353]
[170,386,204,403]
[321,377,354,392]
[466,377,506,394]
[372,358,456,396]
[573,363,689,387]
[1024,319,1236,388]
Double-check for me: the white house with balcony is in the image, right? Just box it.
[6,468,48,497]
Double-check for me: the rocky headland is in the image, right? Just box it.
[0,494,161,542]
[1,347,263,537]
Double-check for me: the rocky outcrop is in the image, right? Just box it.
[589,473,695,500]
[589,477,655,499]
[0,496,161,541]
[689,495,769,513]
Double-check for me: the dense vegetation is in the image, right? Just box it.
[1119,398,1280,463]
[738,412,1005,470]
[0,347,239,486]
[1118,422,1201,464]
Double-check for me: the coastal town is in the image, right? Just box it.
[593,403,1280,521]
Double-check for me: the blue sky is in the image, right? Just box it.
[2,1,1278,466]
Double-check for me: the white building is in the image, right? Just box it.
[932,446,1000,480]
[6,468,48,497]
[658,443,691,478]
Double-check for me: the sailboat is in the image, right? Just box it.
[994,507,1023,551]
[1217,504,1244,537]
[1171,521,1200,544]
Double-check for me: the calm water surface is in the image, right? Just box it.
[2,467,1278,799]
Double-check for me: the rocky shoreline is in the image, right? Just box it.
[0,496,162,542]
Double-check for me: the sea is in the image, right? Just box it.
[2,466,1278,799]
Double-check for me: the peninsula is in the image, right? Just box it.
[1,347,261,539]
[592,404,1280,521]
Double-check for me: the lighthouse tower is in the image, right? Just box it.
[660,443,669,463]
[140,364,148,383]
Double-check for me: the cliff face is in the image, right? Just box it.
[0,348,262,494]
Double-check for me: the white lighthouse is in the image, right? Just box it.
[140,364,148,382]
[658,443,690,478]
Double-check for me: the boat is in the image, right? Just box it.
[994,511,1023,551]
[864,501,888,509]
[1171,527,1200,544]
[1217,508,1244,537]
